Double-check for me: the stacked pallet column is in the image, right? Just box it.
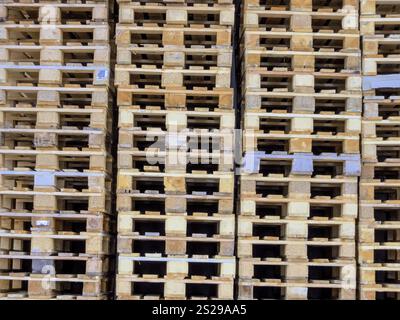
[115,0,236,299]
[360,0,400,300]
[239,0,361,299]
[0,1,113,299]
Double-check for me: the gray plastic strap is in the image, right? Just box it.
[34,172,56,187]
[242,152,361,176]
[292,156,313,175]
[363,74,400,90]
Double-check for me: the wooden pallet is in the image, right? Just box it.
[0,86,110,108]
[0,274,109,300]
[0,149,111,173]
[118,233,234,256]
[361,0,399,15]
[0,95,112,171]
[363,78,400,101]
[117,87,233,110]
[116,275,234,299]
[363,36,400,59]
[117,190,233,214]
[358,192,400,300]
[0,126,109,148]
[0,208,112,293]
[362,118,400,143]
[118,2,234,27]
[242,35,361,150]
[0,252,109,276]
[116,25,231,47]
[118,108,235,131]
[0,138,111,173]
[240,195,358,212]
[360,284,400,300]
[359,161,400,223]
[117,170,234,193]
[0,105,111,133]
[243,8,358,33]
[359,194,400,218]
[360,263,400,300]
[363,47,400,76]
[360,176,400,208]
[244,111,361,133]
[242,151,361,176]
[7,0,110,2]
[117,171,234,214]
[1,2,110,24]
[238,216,355,240]
[243,90,361,112]
[118,129,233,155]
[238,279,356,300]
[243,48,361,73]
[362,37,400,92]
[243,112,361,154]
[118,254,235,279]
[360,155,400,208]
[0,169,111,211]
[239,258,355,280]
[243,130,360,154]
[115,65,230,90]
[0,44,110,66]
[1,64,110,88]
[4,0,109,6]
[0,231,110,255]
[361,5,400,36]
[118,150,234,174]
[117,46,232,69]
[238,237,355,261]
[243,0,359,12]
[362,136,400,162]
[364,96,400,119]
[359,222,400,249]
[243,30,360,52]
[0,24,109,46]
[117,0,234,5]
[0,87,111,111]
[118,210,234,234]
[0,210,111,234]
[240,188,357,219]
[238,257,356,300]
[359,232,400,300]
[243,70,361,95]
[0,190,111,213]
[241,174,358,196]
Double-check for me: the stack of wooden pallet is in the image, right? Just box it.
[0,0,113,299]
[115,0,236,299]
[238,0,361,299]
[360,0,400,300]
